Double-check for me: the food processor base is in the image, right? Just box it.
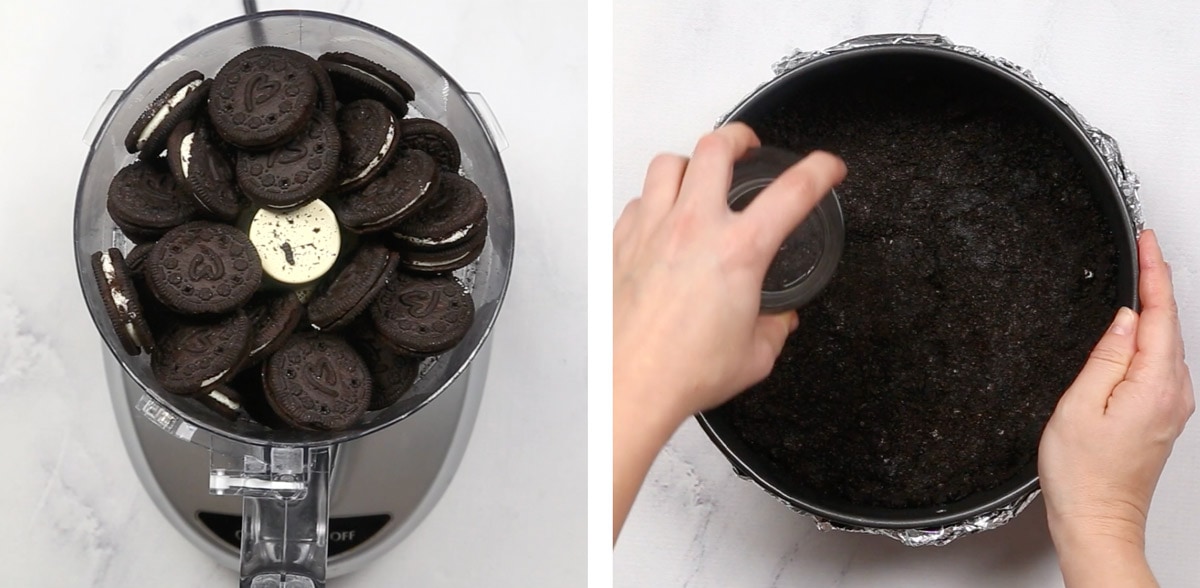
[105,342,490,579]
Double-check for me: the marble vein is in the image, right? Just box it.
[25,433,70,531]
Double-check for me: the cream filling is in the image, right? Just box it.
[365,181,431,229]
[401,223,475,247]
[100,253,128,313]
[408,247,473,268]
[180,132,195,178]
[341,120,395,185]
[103,251,147,349]
[110,288,130,311]
[201,369,231,389]
[124,324,144,348]
[206,389,240,411]
[249,339,272,356]
[137,80,202,150]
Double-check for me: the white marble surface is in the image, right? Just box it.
[615,1,1200,586]
[0,0,584,585]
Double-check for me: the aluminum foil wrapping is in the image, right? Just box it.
[718,33,1143,547]
[813,490,1043,547]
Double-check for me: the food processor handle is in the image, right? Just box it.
[209,443,337,588]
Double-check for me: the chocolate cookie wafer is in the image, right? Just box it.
[208,47,319,149]
[263,333,372,431]
[145,221,263,314]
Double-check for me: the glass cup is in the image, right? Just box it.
[728,146,843,312]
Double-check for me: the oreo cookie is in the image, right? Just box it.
[125,71,210,159]
[91,248,155,356]
[335,99,400,193]
[145,221,263,314]
[394,173,488,250]
[319,52,412,117]
[398,224,487,274]
[244,292,305,365]
[263,333,372,431]
[125,242,156,276]
[307,243,398,331]
[167,120,243,222]
[230,367,284,429]
[295,283,318,305]
[107,160,201,242]
[151,310,251,396]
[198,385,245,421]
[125,249,173,334]
[112,220,166,245]
[308,57,337,118]
[368,273,474,356]
[399,119,461,172]
[351,324,420,411]
[323,61,408,117]
[236,110,341,210]
[319,52,416,102]
[95,46,486,433]
[208,47,319,149]
[332,148,440,233]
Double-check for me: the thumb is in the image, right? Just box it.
[1060,307,1139,412]
[748,311,799,383]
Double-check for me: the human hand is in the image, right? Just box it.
[613,124,846,420]
[612,124,845,539]
[1038,229,1194,585]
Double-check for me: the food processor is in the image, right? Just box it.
[74,10,513,586]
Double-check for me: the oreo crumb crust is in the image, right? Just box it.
[722,64,1121,509]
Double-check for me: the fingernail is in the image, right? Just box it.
[1112,307,1136,336]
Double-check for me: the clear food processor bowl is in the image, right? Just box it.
[73,10,514,587]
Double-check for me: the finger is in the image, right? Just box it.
[1131,230,1183,370]
[676,123,761,211]
[747,312,797,382]
[638,153,689,225]
[613,197,641,247]
[737,151,847,259]
[1182,362,1196,418]
[1061,307,1138,412]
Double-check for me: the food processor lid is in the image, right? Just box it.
[728,146,844,313]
